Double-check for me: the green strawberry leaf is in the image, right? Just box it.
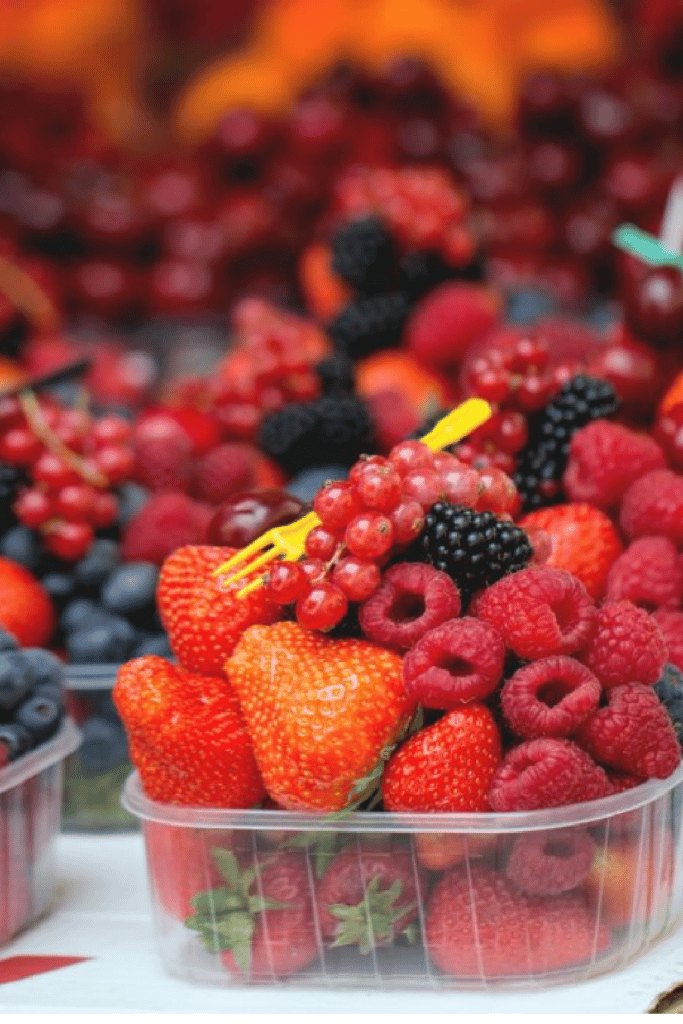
[247,895,291,914]
[190,888,246,916]
[325,877,411,954]
[211,848,243,891]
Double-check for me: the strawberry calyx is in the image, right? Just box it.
[184,848,289,976]
[326,875,417,955]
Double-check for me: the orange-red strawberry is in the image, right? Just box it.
[0,556,54,647]
[157,545,281,673]
[144,822,236,921]
[114,655,266,807]
[519,503,623,600]
[381,704,502,813]
[224,621,413,813]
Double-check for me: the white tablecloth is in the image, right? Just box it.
[1,833,683,1013]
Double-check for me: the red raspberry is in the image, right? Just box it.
[605,537,683,610]
[581,601,667,689]
[404,282,500,373]
[121,492,209,564]
[403,617,505,708]
[488,738,611,812]
[575,683,681,779]
[620,469,683,546]
[473,567,597,661]
[653,608,683,673]
[191,442,258,504]
[501,657,601,739]
[133,413,193,492]
[563,421,665,510]
[505,827,595,896]
[606,769,645,794]
[359,562,461,651]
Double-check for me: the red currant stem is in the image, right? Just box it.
[18,390,109,489]
[324,543,346,574]
[0,257,58,331]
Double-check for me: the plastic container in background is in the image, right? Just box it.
[0,719,80,946]
[122,766,683,990]
[63,666,136,832]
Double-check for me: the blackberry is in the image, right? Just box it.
[654,663,683,741]
[399,250,452,298]
[328,291,410,359]
[259,393,376,475]
[513,374,620,512]
[330,216,396,293]
[315,354,355,394]
[0,462,26,535]
[415,502,533,604]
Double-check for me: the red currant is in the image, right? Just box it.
[43,520,93,561]
[0,428,43,466]
[388,440,435,477]
[14,488,54,528]
[389,500,425,545]
[344,512,394,560]
[93,445,135,484]
[91,491,119,528]
[295,580,348,632]
[353,463,402,512]
[265,560,309,604]
[313,481,362,532]
[332,557,381,601]
[0,396,22,430]
[32,452,80,490]
[54,484,97,523]
[401,470,445,511]
[92,415,133,448]
[304,525,339,561]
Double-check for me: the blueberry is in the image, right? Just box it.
[100,562,159,616]
[655,663,683,741]
[42,572,76,607]
[0,722,32,759]
[286,465,349,503]
[73,539,120,591]
[506,289,556,326]
[66,618,136,664]
[14,695,62,743]
[78,715,129,775]
[116,483,150,527]
[0,629,18,653]
[131,633,173,658]
[32,682,65,708]
[21,648,64,688]
[0,526,43,572]
[61,599,113,634]
[0,651,35,713]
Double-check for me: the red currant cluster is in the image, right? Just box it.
[261,438,519,632]
[0,393,133,560]
[202,299,331,441]
[334,166,474,266]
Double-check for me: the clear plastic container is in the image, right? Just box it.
[63,665,136,832]
[122,764,683,991]
[0,719,81,946]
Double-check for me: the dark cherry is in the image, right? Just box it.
[623,265,683,345]
[206,488,306,548]
[148,259,216,318]
[68,259,143,323]
[516,71,577,139]
[587,329,664,415]
[578,88,637,147]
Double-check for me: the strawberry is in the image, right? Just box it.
[315,844,427,953]
[0,556,55,648]
[157,545,281,674]
[519,503,623,601]
[114,655,266,807]
[144,822,236,921]
[425,864,611,978]
[224,621,413,812]
[381,704,502,813]
[185,849,318,980]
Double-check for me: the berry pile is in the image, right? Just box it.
[0,627,65,765]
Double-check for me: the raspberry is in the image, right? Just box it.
[563,420,665,510]
[654,663,683,742]
[121,492,209,565]
[653,608,683,673]
[606,770,644,794]
[575,682,681,779]
[404,282,500,373]
[488,737,611,811]
[501,657,601,739]
[605,537,683,610]
[505,828,595,896]
[191,442,258,504]
[581,601,668,688]
[359,562,461,651]
[133,414,193,492]
[473,567,597,661]
[620,469,683,546]
[403,617,505,708]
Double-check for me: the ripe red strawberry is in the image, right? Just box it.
[425,864,610,978]
[224,621,413,812]
[519,504,623,601]
[114,655,266,807]
[157,545,281,673]
[185,849,318,980]
[0,556,54,647]
[315,845,427,952]
[144,822,235,921]
[381,704,502,813]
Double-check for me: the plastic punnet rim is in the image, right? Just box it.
[0,718,81,795]
[121,761,683,834]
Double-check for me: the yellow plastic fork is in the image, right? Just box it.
[214,396,492,597]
